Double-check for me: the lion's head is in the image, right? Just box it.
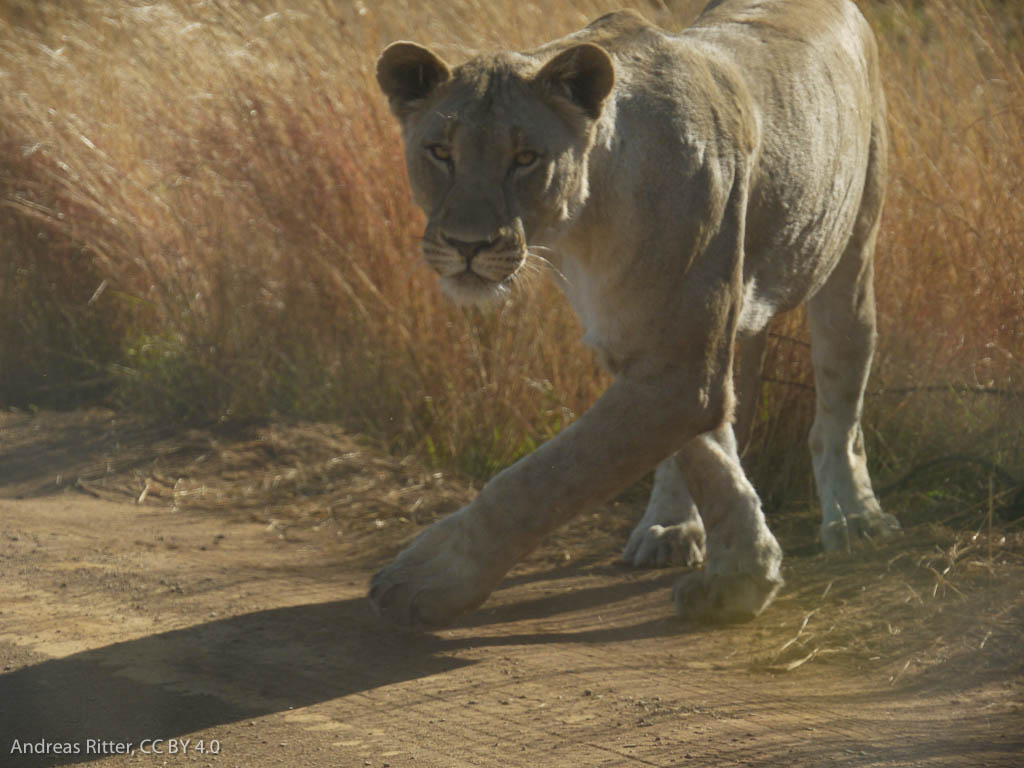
[377,41,615,304]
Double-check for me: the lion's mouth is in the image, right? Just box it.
[440,266,514,305]
[459,266,503,285]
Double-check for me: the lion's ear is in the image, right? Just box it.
[535,43,615,120]
[376,42,451,118]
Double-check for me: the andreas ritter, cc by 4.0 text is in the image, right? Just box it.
[8,738,222,756]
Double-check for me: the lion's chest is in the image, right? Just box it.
[558,253,640,375]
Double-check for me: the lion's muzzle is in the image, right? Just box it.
[422,227,527,304]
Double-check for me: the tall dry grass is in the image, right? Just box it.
[1,1,1021,511]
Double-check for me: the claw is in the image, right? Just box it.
[622,522,706,568]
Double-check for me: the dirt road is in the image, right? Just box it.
[1,412,1022,767]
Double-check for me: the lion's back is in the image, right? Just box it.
[684,0,886,308]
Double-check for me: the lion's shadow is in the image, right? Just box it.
[1,598,460,766]
[1,572,685,766]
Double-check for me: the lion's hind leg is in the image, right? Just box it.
[671,424,783,622]
[807,255,900,550]
[622,456,706,568]
[807,126,900,551]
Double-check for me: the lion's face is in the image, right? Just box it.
[378,43,614,304]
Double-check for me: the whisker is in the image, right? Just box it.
[527,248,571,287]
[506,267,536,300]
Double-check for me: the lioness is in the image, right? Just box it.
[372,0,901,627]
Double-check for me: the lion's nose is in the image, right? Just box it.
[442,235,493,264]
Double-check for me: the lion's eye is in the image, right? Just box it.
[514,150,538,168]
[428,144,452,163]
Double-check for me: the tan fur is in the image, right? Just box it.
[372,0,900,628]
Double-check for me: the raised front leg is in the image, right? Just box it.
[370,369,728,628]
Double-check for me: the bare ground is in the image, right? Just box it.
[1,410,1022,767]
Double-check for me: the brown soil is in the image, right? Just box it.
[1,409,1022,767]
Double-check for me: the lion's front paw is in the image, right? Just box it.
[672,523,783,622]
[673,567,783,622]
[369,511,508,628]
[820,508,902,552]
[622,522,705,568]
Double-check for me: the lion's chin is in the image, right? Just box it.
[439,271,511,306]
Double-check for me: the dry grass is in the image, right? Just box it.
[750,525,1024,681]
[1,0,1021,517]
